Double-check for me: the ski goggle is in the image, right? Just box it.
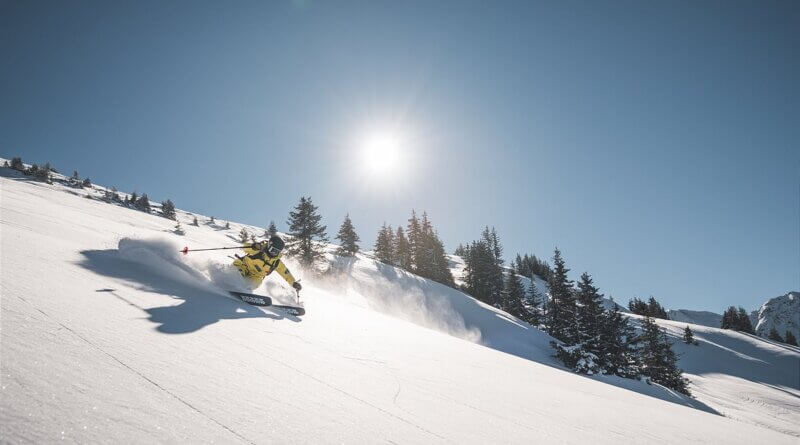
[268,244,282,256]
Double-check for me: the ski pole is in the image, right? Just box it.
[180,245,248,255]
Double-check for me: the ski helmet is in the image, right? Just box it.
[267,235,285,257]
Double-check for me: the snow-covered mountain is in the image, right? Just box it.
[667,309,723,328]
[752,292,799,340]
[2,163,798,443]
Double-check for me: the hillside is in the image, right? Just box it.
[752,292,799,341]
[1,167,798,443]
[666,309,723,328]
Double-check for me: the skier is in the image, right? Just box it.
[233,235,302,293]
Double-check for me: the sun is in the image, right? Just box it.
[361,131,401,176]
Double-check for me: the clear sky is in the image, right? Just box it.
[2,0,798,313]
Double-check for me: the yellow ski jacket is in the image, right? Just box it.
[234,244,297,287]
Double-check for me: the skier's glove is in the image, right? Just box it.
[293,282,302,292]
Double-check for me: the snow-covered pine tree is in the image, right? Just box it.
[646,297,669,320]
[785,331,798,346]
[454,243,468,257]
[767,327,784,342]
[394,226,412,270]
[285,196,328,267]
[34,162,52,183]
[546,248,576,343]
[10,157,24,171]
[720,306,736,329]
[639,316,691,395]
[554,272,606,374]
[239,227,250,243]
[599,306,640,377]
[161,199,176,220]
[335,214,360,256]
[135,193,150,212]
[428,232,455,287]
[736,307,754,334]
[406,210,421,272]
[683,325,695,345]
[374,223,395,264]
[525,281,543,326]
[502,272,529,320]
[266,221,278,238]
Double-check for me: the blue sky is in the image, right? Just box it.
[2,0,798,312]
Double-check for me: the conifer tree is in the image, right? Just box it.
[767,327,784,342]
[266,221,278,238]
[406,210,422,272]
[210,216,215,224]
[736,307,754,334]
[135,194,151,212]
[394,226,412,270]
[374,223,395,264]
[525,282,543,326]
[575,272,605,352]
[161,199,176,220]
[174,221,185,236]
[502,272,529,320]
[720,306,737,329]
[225,221,231,229]
[454,243,468,257]
[10,157,23,171]
[34,162,52,183]
[547,248,576,343]
[683,325,695,345]
[71,170,80,185]
[639,316,691,395]
[599,306,640,377]
[239,227,250,243]
[335,214,361,256]
[191,216,199,226]
[784,331,798,346]
[82,177,91,188]
[3,160,8,167]
[285,196,328,267]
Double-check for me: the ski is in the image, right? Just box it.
[228,291,305,316]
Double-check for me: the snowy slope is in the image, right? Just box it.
[751,292,799,340]
[2,168,798,443]
[667,309,723,328]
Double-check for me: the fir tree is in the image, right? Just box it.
[161,199,176,220]
[285,196,328,267]
[525,282,543,326]
[502,272,529,320]
[209,216,215,224]
[34,162,52,183]
[575,272,605,353]
[335,214,361,256]
[406,210,422,272]
[173,221,185,236]
[191,216,199,226]
[225,221,231,229]
[135,193,151,212]
[639,316,691,395]
[721,306,737,329]
[3,160,8,167]
[394,226,412,270]
[266,221,278,238]
[239,227,251,243]
[374,223,395,264]
[82,177,91,188]
[683,325,696,345]
[10,157,24,171]
[128,192,138,207]
[599,306,640,377]
[547,248,576,343]
[784,331,798,346]
[736,307,754,334]
[767,327,784,342]
[454,243,468,257]
[71,170,81,186]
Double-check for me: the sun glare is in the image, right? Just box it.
[361,131,401,176]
